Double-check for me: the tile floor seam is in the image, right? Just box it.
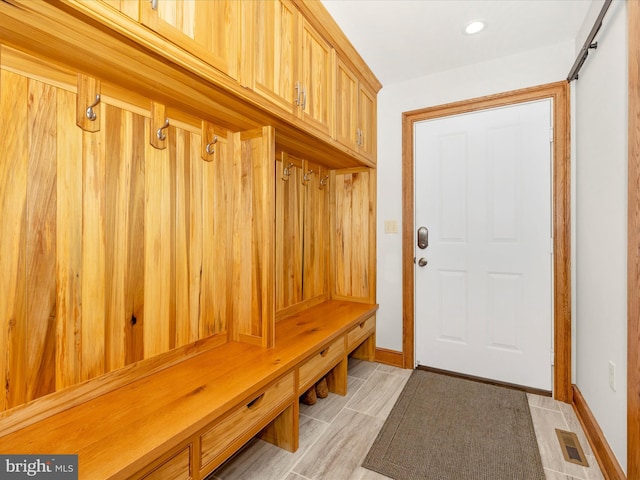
[343,405,389,420]
[286,472,314,480]
[530,403,566,414]
[288,393,358,479]
[299,412,331,425]
[347,377,368,395]
[544,465,587,480]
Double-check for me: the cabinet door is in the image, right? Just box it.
[299,18,333,136]
[141,0,239,79]
[251,0,299,113]
[334,58,359,152]
[358,83,376,162]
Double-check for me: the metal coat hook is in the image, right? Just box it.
[85,94,101,121]
[156,119,170,141]
[303,169,314,186]
[319,174,329,189]
[282,162,294,181]
[206,136,218,155]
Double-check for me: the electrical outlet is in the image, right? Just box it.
[608,360,616,391]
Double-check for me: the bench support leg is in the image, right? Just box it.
[350,332,376,362]
[326,358,348,396]
[259,402,299,452]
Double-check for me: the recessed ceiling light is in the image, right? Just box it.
[464,20,486,35]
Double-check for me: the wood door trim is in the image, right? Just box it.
[628,0,640,476]
[572,386,626,479]
[401,81,572,402]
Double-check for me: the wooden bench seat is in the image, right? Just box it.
[0,300,377,480]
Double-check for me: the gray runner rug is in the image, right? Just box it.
[362,370,545,480]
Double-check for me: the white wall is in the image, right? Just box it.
[574,0,627,470]
[376,41,575,352]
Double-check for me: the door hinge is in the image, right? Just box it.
[550,238,554,254]
[551,350,555,366]
[549,128,554,143]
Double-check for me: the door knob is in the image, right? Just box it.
[418,258,428,267]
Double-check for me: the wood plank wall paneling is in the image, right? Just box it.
[232,127,275,347]
[173,126,192,346]
[274,157,330,317]
[0,44,353,413]
[26,79,57,401]
[143,117,171,358]
[203,131,231,338]
[186,129,204,345]
[81,104,107,381]
[256,127,275,347]
[332,170,371,301]
[0,69,28,409]
[0,61,241,412]
[124,111,146,366]
[275,160,304,311]
[105,104,128,372]
[56,88,83,390]
[303,161,329,301]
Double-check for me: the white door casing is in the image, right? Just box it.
[414,99,553,391]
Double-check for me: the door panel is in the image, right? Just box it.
[251,0,298,112]
[141,0,239,79]
[414,99,553,390]
[300,18,332,135]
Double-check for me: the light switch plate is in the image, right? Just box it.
[384,220,398,234]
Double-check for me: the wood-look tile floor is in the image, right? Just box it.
[209,359,604,480]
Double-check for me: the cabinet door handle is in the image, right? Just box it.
[150,0,158,10]
[301,86,307,110]
[295,81,301,106]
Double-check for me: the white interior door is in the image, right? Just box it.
[414,99,553,391]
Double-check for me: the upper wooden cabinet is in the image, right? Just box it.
[335,58,376,162]
[357,83,376,161]
[249,0,333,137]
[140,0,240,80]
[298,18,333,136]
[6,0,378,169]
[250,0,298,114]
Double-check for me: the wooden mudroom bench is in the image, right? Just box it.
[0,301,377,480]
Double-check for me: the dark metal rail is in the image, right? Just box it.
[567,0,613,82]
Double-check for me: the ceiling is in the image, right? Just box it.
[320,0,594,86]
